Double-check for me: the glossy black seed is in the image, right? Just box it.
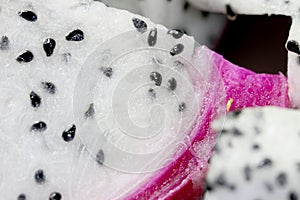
[183,1,190,10]
[96,149,105,165]
[18,194,26,200]
[34,169,46,184]
[0,35,9,50]
[85,103,95,119]
[62,124,76,142]
[16,50,34,63]
[49,192,62,200]
[276,172,287,186]
[257,158,273,168]
[148,28,157,47]
[30,91,41,108]
[31,121,47,132]
[168,77,177,91]
[167,29,184,39]
[244,165,252,181]
[252,144,260,150]
[232,128,243,136]
[148,88,156,99]
[226,4,237,20]
[41,82,56,94]
[103,67,113,78]
[18,10,37,22]
[150,71,162,86]
[287,40,300,55]
[65,29,84,41]
[289,192,298,200]
[179,102,186,112]
[170,43,184,56]
[132,18,147,33]
[43,38,56,57]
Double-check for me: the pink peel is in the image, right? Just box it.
[126,47,290,200]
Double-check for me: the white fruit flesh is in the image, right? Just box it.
[99,0,226,47]
[0,0,220,199]
[205,107,300,200]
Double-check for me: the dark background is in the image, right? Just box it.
[214,15,291,75]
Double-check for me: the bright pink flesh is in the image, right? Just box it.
[126,47,290,199]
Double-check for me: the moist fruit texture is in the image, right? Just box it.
[205,107,300,200]
[0,0,290,199]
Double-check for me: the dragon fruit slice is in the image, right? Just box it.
[98,0,226,47]
[0,0,290,199]
[204,107,300,200]
[186,0,300,108]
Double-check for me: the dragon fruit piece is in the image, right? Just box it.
[98,0,226,47]
[204,107,300,200]
[186,0,300,108]
[0,0,290,199]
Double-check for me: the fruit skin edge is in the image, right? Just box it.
[126,47,290,199]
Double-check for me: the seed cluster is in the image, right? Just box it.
[10,9,106,199]
[205,108,300,200]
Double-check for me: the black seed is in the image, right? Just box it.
[289,192,298,200]
[183,1,190,10]
[132,18,147,33]
[65,29,84,41]
[243,165,252,181]
[85,103,95,119]
[96,149,105,165]
[287,40,300,55]
[0,35,9,50]
[30,121,47,132]
[16,50,34,63]
[49,192,62,200]
[43,38,56,57]
[216,174,227,186]
[179,102,186,112]
[62,124,76,142]
[232,128,243,136]
[252,144,260,150]
[103,67,113,78]
[257,158,273,168]
[167,29,184,39]
[201,11,210,18]
[41,82,56,94]
[18,10,37,22]
[205,181,214,191]
[148,88,156,99]
[34,169,46,184]
[148,28,157,47]
[150,71,162,86]
[232,110,242,117]
[226,5,237,20]
[30,91,41,108]
[276,172,287,186]
[170,43,184,56]
[18,194,26,200]
[168,77,177,91]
